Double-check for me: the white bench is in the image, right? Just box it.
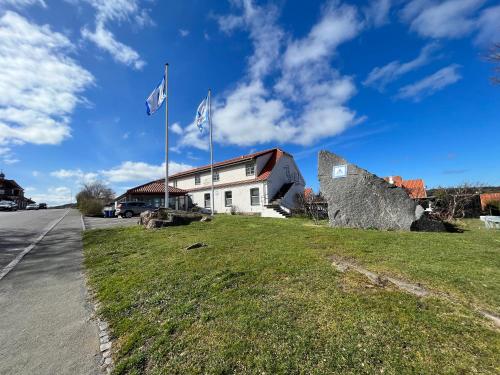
[480,216,500,229]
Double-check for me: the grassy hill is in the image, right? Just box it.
[83,216,500,374]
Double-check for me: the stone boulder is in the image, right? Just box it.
[139,209,206,229]
[318,151,431,231]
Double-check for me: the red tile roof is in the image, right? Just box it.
[384,176,427,199]
[480,193,500,209]
[169,148,285,179]
[304,187,313,199]
[401,179,427,199]
[117,148,285,198]
[168,148,284,192]
[126,180,188,195]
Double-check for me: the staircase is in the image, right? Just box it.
[269,182,294,205]
[262,183,294,219]
[263,204,291,218]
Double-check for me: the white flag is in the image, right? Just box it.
[145,76,166,115]
[195,96,208,132]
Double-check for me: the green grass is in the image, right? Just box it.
[83,216,500,374]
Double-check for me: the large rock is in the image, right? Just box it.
[139,209,206,228]
[318,151,425,231]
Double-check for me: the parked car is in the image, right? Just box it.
[115,201,154,218]
[26,203,39,210]
[0,200,17,211]
[38,203,47,209]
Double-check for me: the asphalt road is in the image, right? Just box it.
[0,209,68,270]
[0,209,100,374]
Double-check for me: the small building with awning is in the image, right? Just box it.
[114,180,190,210]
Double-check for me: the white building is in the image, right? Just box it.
[116,148,305,218]
[169,148,305,218]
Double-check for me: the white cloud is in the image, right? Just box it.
[283,3,361,70]
[217,0,283,80]
[51,168,99,182]
[400,0,485,39]
[171,122,183,135]
[364,42,440,90]
[0,11,94,146]
[100,161,194,183]
[396,64,462,101]
[363,0,392,27]
[82,22,145,69]
[474,5,500,46]
[179,28,189,37]
[0,146,18,163]
[176,0,363,150]
[29,186,73,206]
[0,0,46,8]
[81,0,147,69]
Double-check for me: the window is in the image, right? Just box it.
[195,174,201,185]
[246,162,255,176]
[250,188,260,206]
[213,171,219,182]
[204,193,211,208]
[225,191,232,207]
[173,180,178,187]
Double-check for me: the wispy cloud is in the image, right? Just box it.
[50,160,194,188]
[400,0,485,39]
[0,11,94,146]
[81,0,147,69]
[176,0,364,150]
[51,168,99,183]
[396,64,462,101]
[364,42,440,91]
[474,5,500,46]
[29,186,73,206]
[363,0,392,27]
[99,161,193,182]
[0,0,46,7]
[179,28,189,37]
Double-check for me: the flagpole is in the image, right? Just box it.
[208,89,214,216]
[164,63,169,209]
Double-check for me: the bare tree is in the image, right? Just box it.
[296,192,327,224]
[432,183,483,220]
[486,43,500,85]
[76,181,114,216]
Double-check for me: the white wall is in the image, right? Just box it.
[266,154,305,207]
[171,161,257,190]
[188,181,266,214]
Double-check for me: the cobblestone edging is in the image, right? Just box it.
[80,214,113,372]
[97,315,113,373]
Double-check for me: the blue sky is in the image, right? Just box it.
[0,0,498,205]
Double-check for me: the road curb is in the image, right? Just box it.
[80,214,86,231]
[0,209,70,281]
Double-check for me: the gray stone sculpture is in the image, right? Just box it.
[318,150,429,231]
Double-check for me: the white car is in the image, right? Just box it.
[26,203,39,210]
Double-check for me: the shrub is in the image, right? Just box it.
[78,198,105,216]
